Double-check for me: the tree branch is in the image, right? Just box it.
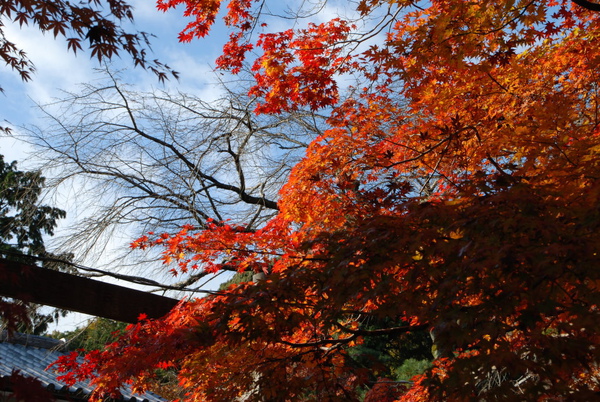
[572,0,600,11]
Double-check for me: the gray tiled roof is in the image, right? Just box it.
[0,332,165,402]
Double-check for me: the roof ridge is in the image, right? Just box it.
[0,331,65,350]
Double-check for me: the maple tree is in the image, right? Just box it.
[18,69,322,278]
[0,0,177,93]
[53,0,600,400]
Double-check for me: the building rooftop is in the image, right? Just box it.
[0,331,165,402]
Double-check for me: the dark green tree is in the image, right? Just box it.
[0,155,65,257]
[0,154,68,334]
[218,271,254,291]
[50,317,127,351]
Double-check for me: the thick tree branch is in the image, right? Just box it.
[573,0,600,11]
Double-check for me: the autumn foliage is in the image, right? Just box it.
[54,0,600,400]
[0,0,178,88]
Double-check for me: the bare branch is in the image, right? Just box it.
[14,68,326,291]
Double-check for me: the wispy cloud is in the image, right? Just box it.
[2,21,95,106]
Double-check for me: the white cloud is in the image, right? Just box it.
[1,20,95,106]
[0,135,33,167]
[130,0,179,24]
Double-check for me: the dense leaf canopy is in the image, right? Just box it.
[54,0,600,400]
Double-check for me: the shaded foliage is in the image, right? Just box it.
[53,1,600,401]
[0,155,68,334]
[50,317,127,352]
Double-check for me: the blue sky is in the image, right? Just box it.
[0,1,239,331]
[0,0,358,162]
[0,0,235,154]
[0,0,363,331]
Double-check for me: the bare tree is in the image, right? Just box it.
[16,69,325,291]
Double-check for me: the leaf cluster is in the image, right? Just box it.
[0,155,65,258]
[54,0,600,401]
[0,0,178,91]
[0,154,68,335]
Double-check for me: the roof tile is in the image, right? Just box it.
[0,332,165,402]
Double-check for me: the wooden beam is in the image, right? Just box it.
[0,259,179,323]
